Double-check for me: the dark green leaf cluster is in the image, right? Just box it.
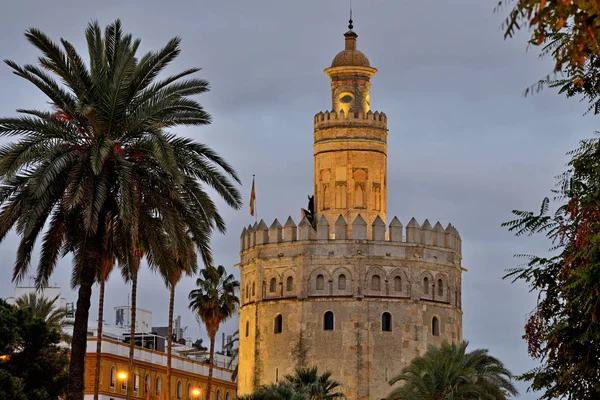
[386,341,518,400]
[503,134,600,399]
[0,299,69,400]
[188,264,240,340]
[0,19,242,289]
[238,367,345,400]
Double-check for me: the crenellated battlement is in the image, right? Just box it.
[240,215,461,254]
[313,110,388,131]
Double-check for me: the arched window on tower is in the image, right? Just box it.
[394,276,402,292]
[286,276,294,292]
[177,381,182,399]
[335,183,347,209]
[355,183,365,208]
[316,274,325,290]
[245,320,249,337]
[338,274,346,290]
[269,278,277,293]
[252,281,255,296]
[437,279,444,297]
[432,316,440,336]
[373,184,381,211]
[188,384,192,400]
[324,311,334,331]
[423,277,430,295]
[382,312,392,332]
[245,284,249,298]
[274,314,282,334]
[371,275,381,291]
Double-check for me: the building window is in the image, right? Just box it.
[371,275,381,291]
[188,383,192,399]
[226,393,231,400]
[274,314,283,334]
[437,279,444,297]
[156,376,161,394]
[217,390,222,400]
[252,281,255,296]
[394,276,402,292]
[338,274,346,290]
[286,276,294,291]
[177,381,182,399]
[382,312,392,332]
[134,374,139,392]
[144,374,150,393]
[423,277,430,295]
[316,274,324,290]
[455,290,458,307]
[270,278,277,293]
[324,311,334,331]
[245,320,249,337]
[276,368,279,382]
[121,376,127,391]
[245,284,249,298]
[432,316,440,336]
[110,367,116,388]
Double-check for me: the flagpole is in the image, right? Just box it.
[253,174,257,223]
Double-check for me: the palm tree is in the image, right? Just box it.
[285,367,345,400]
[161,237,198,399]
[14,292,71,342]
[93,256,114,400]
[0,20,241,400]
[386,341,518,400]
[225,330,239,382]
[238,383,306,400]
[188,265,239,400]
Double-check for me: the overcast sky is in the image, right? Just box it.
[0,1,595,398]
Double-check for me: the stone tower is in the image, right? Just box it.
[237,20,463,400]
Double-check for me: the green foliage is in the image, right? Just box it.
[284,367,345,400]
[386,341,517,400]
[192,338,208,351]
[0,299,69,400]
[498,0,600,74]
[503,134,600,399]
[238,367,345,400]
[15,292,72,343]
[188,265,240,339]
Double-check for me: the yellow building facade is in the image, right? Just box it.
[238,20,464,400]
[85,337,236,400]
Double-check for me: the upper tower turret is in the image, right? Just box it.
[313,17,388,237]
[325,17,378,115]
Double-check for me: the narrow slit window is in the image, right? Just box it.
[274,314,283,334]
[382,312,392,332]
[324,311,334,331]
[432,316,440,336]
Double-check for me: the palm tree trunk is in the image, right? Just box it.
[93,280,106,400]
[126,266,139,400]
[167,283,175,400]
[66,260,96,400]
[207,332,216,400]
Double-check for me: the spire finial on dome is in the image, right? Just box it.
[348,2,353,31]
